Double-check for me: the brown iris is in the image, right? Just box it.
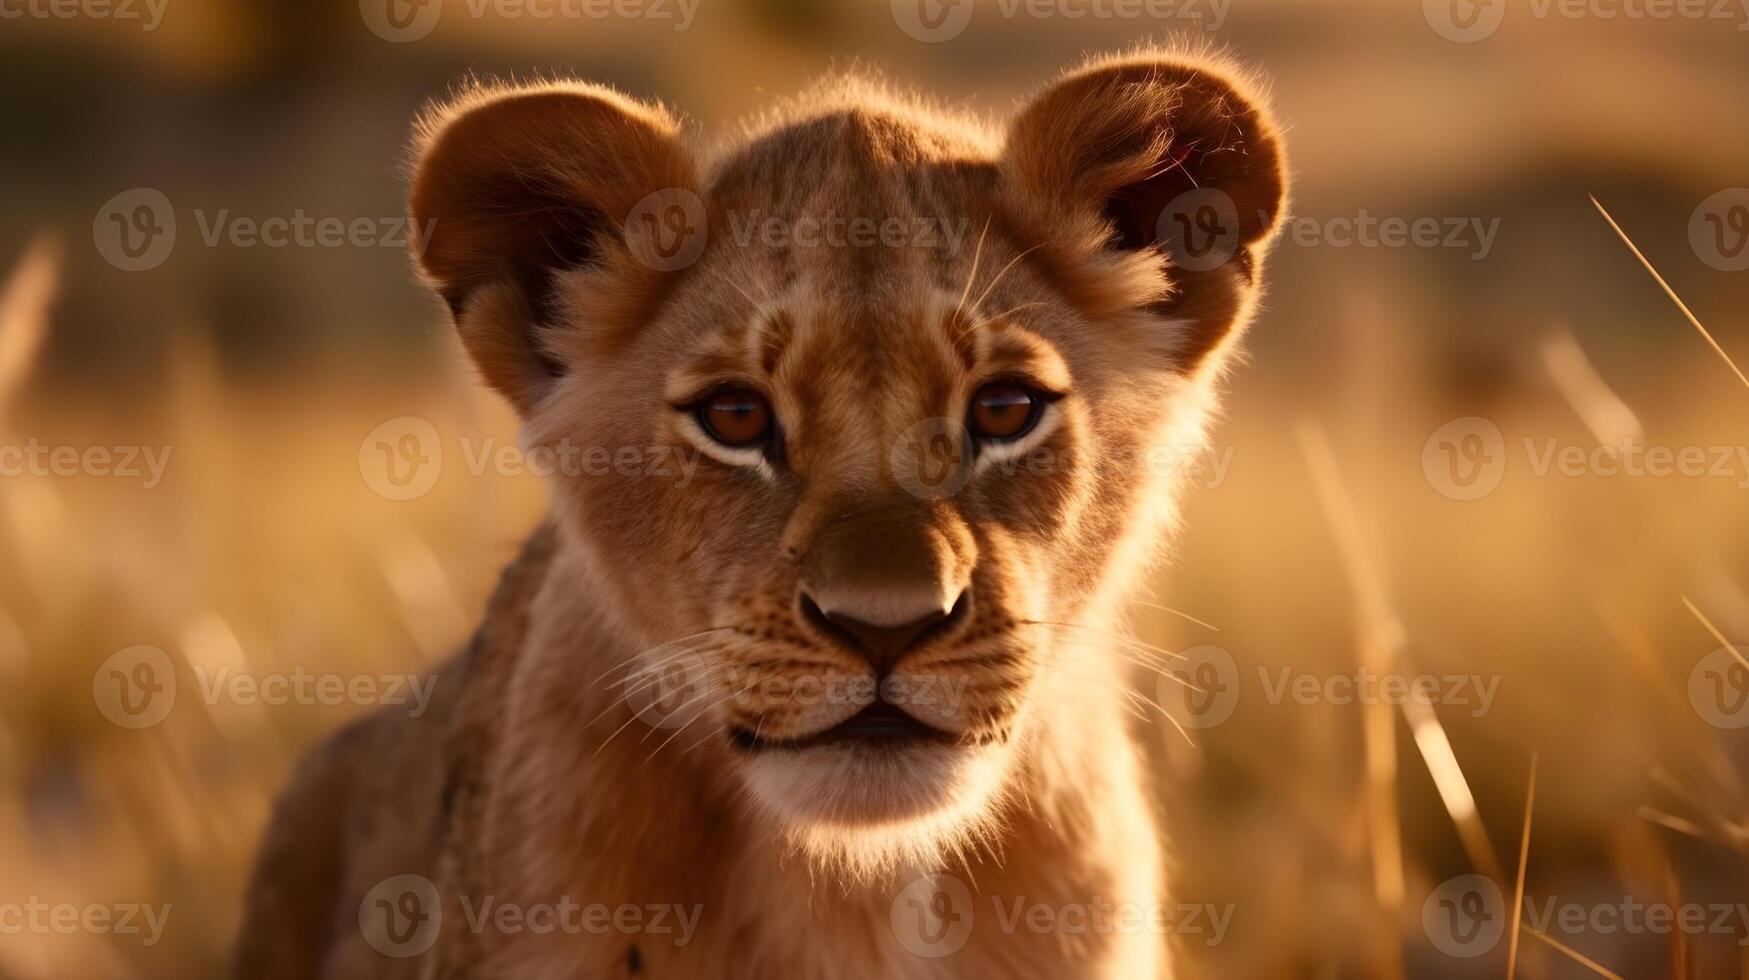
[968,383,1042,441]
[697,388,773,448]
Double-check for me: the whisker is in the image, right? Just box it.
[645,690,744,761]
[636,677,731,744]
[978,301,1046,326]
[969,243,1045,316]
[1018,619,1187,663]
[593,663,728,757]
[588,627,742,688]
[1126,599,1220,632]
[1123,687,1197,748]
[954,215,993,319]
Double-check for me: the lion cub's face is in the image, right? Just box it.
[411,54,1284,872]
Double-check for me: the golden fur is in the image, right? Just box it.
[235,45,1287,980]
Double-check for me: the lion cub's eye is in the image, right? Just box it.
[697,388,773,448]
[968,383,1045,442]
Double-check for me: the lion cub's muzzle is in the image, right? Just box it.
[729,494,990,749]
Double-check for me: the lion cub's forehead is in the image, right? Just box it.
[702,105,1002,293]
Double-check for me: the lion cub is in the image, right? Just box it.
[235,47,1285,980]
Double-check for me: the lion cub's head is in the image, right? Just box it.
[410,49,1285,876]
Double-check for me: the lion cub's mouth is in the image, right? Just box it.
[731,700,956,752]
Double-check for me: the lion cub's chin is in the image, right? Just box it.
[740,740,1016,879]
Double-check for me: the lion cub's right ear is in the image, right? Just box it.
[409,83,696,415]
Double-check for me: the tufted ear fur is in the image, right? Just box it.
[1003,51,1288,371]
[409,82,698,415]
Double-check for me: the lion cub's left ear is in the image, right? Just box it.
[409,82,697,416]
[1003,53,1288,370]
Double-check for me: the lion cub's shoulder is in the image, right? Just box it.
[231,525,559,978]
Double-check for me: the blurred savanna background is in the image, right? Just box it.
[1,0,1747,976]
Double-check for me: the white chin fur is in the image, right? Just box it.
[740,741,1015,879]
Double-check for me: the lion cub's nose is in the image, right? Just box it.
[801,590,968,673]
[796,496,975,671]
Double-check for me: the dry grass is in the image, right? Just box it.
[0,228,1742,978]
[2,3,1747,975]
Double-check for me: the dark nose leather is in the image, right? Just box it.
[802,592,967,673]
